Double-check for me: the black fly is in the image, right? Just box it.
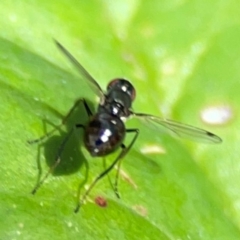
[28,40,222,212]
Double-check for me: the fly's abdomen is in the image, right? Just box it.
[84,113,125,156]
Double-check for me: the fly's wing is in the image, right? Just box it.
[55,40,105,100]
[132,112,222,144]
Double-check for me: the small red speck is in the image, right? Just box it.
[95,196,107,208]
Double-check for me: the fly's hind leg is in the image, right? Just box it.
[113,128,139,199]
[74,128,139,212]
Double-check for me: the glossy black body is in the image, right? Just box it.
[84,78,135,157]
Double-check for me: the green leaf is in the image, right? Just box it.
[1,1,240,239]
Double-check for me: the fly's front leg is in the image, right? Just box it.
[28,98,92,144]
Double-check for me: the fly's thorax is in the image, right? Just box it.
[84,112,126,157]
[98,91,132,118]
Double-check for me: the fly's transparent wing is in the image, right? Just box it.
[55,40,105,99]
[132,112,222,144]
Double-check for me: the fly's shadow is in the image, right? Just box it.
[31,98,95,190]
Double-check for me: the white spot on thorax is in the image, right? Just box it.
[122,85,127,92]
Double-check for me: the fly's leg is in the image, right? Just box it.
[113,128,139,198]
[28,98,92,144]
[32,125,84,194]
[102,157,115,195]
[74,128,139,212]
[30,99,92,194]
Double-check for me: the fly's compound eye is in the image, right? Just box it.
[107,78,136,101]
